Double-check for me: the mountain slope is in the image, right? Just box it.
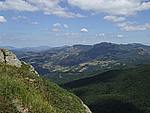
[0,49,91,113]
[63,65,150,113]
[15,42,150,84]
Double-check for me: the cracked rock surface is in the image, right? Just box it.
[0,49,22,67]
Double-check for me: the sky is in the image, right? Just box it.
[0,0,150,48]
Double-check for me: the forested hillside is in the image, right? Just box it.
[63,65,150,113]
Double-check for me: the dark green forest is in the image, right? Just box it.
[63,65,150,113]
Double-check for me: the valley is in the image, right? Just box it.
[14,42,150,84]
[11,42,150,113]
[1,0,150,113]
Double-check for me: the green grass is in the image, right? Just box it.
[63,65,150,113]
[0,63,87,113]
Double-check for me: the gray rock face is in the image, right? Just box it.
[0,49,22,67]
[0,50,5,63]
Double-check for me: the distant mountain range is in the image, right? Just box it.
[0,46,17,50]
[2,43,150,113]
[16,46,51,52]
[13,42,150,83]
[0,46,51,52]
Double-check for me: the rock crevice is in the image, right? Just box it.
[1,49,7,64]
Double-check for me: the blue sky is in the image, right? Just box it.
[0,0,150,47]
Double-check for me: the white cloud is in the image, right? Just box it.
[0,0,38,12]
[52,28,60,32]
[68,0,150,16]
[0,0,85,18]
[45,11,85,18]
[68,0,150,32]
[104,15,126,22]
[0,16,7,23]
[64,24,69,29]
[53,23,69,29]
[52,23,69,32]
[117,22,150,31]
[53,23,61,27]
[80,28,88,32]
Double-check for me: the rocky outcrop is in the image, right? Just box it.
[0,48,22,67]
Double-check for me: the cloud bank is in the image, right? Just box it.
[0,0,84,18]
[68,0,150,16]
[0,0,150,31]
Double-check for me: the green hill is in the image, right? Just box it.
[63,65,150,113]
[15,42,150,84]
[0,49,91,113]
